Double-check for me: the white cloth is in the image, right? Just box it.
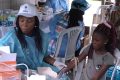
[53,60,67,70]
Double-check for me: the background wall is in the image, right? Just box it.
[10,0,36,10]
[0,0,10,9]
[0,0,36,10]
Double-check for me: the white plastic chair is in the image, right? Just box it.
[111,48,120,80]
[74,44,90,80]
[54,27,82,63]
[54,27,82,79]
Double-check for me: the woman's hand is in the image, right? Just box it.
[57,59,76,76]
[53,60,67,70]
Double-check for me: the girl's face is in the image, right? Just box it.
[92,32,107,50]
[18,16,35,35]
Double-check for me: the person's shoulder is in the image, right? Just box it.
[103,52,115,65]
[103,52,114,59]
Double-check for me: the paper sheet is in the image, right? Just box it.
[0,46,10,53]
[0,53,16,62]
[37,67,57,78]
[0,46,16,62]
[28,75,46,80]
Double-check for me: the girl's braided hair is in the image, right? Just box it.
[88,21,117,58]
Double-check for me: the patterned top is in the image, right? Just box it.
[48,12,84,57]
[106,4,120,24]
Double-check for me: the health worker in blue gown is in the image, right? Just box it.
[0,3,68,75]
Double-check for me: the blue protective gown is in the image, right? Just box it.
[48,12,84,57]
[0,27,59,72]
[46,0,69,13]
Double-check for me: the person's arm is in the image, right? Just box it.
[43,55,55,65]
[92,52,115,80]
[65,52,87,72]
[65,44,90,72]
[44,55,67,70]
[92,64,110,80]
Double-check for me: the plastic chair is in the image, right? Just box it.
[54,27,82,79]
[111,48,120,80]
[54,27,82,62]
[74,44,90,80]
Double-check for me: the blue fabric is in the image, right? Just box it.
[48,12,85,57]
[46,0,69,12]
[49,12,65,39]
[71,0,90,11]
[0,27,59,72]
[106,66,120,80]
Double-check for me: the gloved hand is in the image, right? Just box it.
[53,61,67,70]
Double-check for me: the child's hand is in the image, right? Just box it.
[64,59,76,72]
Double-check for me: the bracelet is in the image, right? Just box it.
[76,57,80,63]
[71,57,79,71]
[71,57,79,64]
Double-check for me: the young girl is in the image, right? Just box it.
[65,22,117,80]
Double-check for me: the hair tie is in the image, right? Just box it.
[103,22,111,29]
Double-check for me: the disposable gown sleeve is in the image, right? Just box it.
[40,30,60,72]
[0,29,27,68]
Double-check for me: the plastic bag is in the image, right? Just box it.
[0,61,21,80]
[106,66,120,80]
[0,50,21,80]
[37,67,70,80]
